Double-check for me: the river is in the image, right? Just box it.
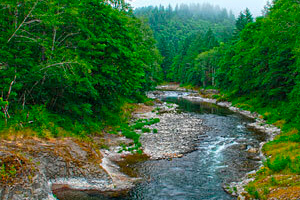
[55,91,267,200]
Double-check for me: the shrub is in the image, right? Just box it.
[133,122,144,130]
[246,185,260,199]
[142,127,151,133]
[266,155,291,172]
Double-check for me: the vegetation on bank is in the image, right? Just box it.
[0,0,162,139]
[137,0,300,198]
[1,0,299,198]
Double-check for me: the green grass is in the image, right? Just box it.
[117,117,160,153]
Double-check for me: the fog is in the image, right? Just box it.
[127,0,269,17]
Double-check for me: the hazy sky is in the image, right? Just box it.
[127,0,269,17]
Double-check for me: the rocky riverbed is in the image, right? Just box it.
[0,84,282,199]
[155,84,282,199]
[134,101,207,159]
[0,93,207,199]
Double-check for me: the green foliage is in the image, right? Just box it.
[266,155,291,172]
[135,4,235,80]
[141,127,151,133]
[246,185,260,199]
[290,157,300,174]
[117,117,160,152]
[234,8,254,36]
[214,0,300,131]
[0,0,162,136]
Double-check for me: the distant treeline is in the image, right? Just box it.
[137,0,300,130]
[134,3,236,79]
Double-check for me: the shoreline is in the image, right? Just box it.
[0,84,282,199]
[156,84,281,199]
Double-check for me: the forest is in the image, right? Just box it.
[135,4,236,80]
[0,0,162,137]
[1,0,300,198]
[136,1,300,131]
[137,1,300,198]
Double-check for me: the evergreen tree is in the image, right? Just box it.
[135,3,235,80]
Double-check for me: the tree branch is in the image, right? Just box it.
[6,75,17,101]
[24,19,41,24]
[52,27,57,51]
[57,32,79,47]
[39,62,77,71]
[7,0,39,43]
[15,34,37,42]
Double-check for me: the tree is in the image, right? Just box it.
[0,0,162,131]
[234,8,253,37]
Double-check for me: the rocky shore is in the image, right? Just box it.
[0,89,207,199]
[156,84,282,199]
[0,84,281,199]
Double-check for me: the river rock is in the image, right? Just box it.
[247,147,259,154]
[0,138,112,199]
[153,85,282,200]
[135,101,206,160]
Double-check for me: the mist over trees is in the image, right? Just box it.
[136,0,300,131]
[134,3,236,79]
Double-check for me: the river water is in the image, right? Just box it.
[56,91,267,200]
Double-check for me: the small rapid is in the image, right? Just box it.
[124,95,267,200]
[57,91,267,200]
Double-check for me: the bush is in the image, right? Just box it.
[142,127,151,133]
[246,185,260,199]
[133,122,144,130]
[266,155,291,172]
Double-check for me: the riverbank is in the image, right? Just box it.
[1,84,298,199]
[0,94,208,199]
[158,83,300,200]
[155,84,279,198]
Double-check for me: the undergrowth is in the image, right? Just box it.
[0,96,155,143]
[116,117,160,154]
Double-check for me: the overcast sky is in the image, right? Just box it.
[127,0,269,17]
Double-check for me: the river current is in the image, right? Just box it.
[57,91,267,200]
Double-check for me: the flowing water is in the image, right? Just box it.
[56,91,267,200]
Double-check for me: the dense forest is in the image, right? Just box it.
[1,0,300,198]
[217,0,300,130]
[138,1,300,131]
[137,1,300,198]
[134,4,236,80]
[0,0,162,136]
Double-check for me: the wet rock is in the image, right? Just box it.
[247,147,259,154]
[199,89,220,95]
[0,138,111,199]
